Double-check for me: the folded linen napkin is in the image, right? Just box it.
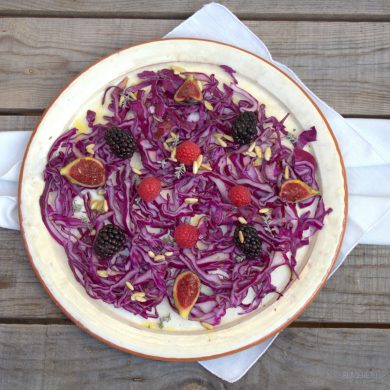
[0,3,388,383]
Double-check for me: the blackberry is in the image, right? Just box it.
[93,224,126,259]
[105,127,137,159]
[234,224,262,259]
[231,111,258,145]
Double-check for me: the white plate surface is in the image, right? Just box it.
[19,39,347,360]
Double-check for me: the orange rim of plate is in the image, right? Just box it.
[18,38,348,362]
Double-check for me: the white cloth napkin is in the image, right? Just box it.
[0,3,389,383]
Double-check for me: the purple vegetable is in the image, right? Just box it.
[40,67,331,325]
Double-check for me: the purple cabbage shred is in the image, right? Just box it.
[40,66,331,325]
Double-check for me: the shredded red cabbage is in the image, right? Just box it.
[40,66,331,325]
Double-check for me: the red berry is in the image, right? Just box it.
[176,141,201,166]
[174,224,199,248]
[228,185,251,207]
[137,177,161,202]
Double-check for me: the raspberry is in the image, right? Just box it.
[176,141,201,165]
[137,177,162,202]
[228,185,251,207]
[174,224,199,248]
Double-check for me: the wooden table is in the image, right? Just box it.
[0,1,389,389]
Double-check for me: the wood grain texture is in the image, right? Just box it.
[0,0,389,20]
[0,115,39,132]
[1,228,389,323]
[0,324,389,390]
[0,18,389,115]
[0,2,388,386]
[1,116,388,322]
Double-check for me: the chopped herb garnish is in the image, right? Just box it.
[72,203,82,213]
[159,159,168,169]
[167,134,180,148]
[174,163,186,179]
[286,132,297,144]
[119,91,136,107]
[133,175,141,185]
[158,313,171,329]
[261,215,275,237]
[162,234,174,244]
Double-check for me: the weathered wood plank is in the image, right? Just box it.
[301,244,390,324]
[1,228,389,323]
[0,0,389,20]
[0,115,38,132]
[0,18,389,115]
[0,325,388,389]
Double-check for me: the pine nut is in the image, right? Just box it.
[255,146,263,158]
[253,158,262,167]
[238,217,247,224]
[200,163,212,171]
[184,198,199,204]
[86,144,95,154]
[248,142,256,153]
[259,208,272,214]
[222,134,234,142]
[193,161,199,174]
[264,146,272,161]
[284,166,290,179]
[204,101,213,111]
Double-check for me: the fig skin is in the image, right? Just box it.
[60,157,106,188]
[174,77,202,103]
[173,271,201,320]
[279,179,320,203]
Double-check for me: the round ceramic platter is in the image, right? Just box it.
[19,39,347,361]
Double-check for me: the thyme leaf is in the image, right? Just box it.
[261,215,275,237]
[72,203,82,213]
[174,163,186,179]
[167,134,180,148]
[159,159,168,169]
[80,216,89,224]
[158,313,171,329]
[119,91,136,108]
[286,131,297,144]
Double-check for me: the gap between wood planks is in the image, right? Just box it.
[1,112,390,120]
[0,11,390,22]
[0,318,388,328]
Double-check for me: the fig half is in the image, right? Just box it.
[279,179,320,203]
[174,76,202,103]
[60,157,106,188]
[173,271,201,320]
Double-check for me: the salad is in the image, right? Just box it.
[40,65,331,328]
